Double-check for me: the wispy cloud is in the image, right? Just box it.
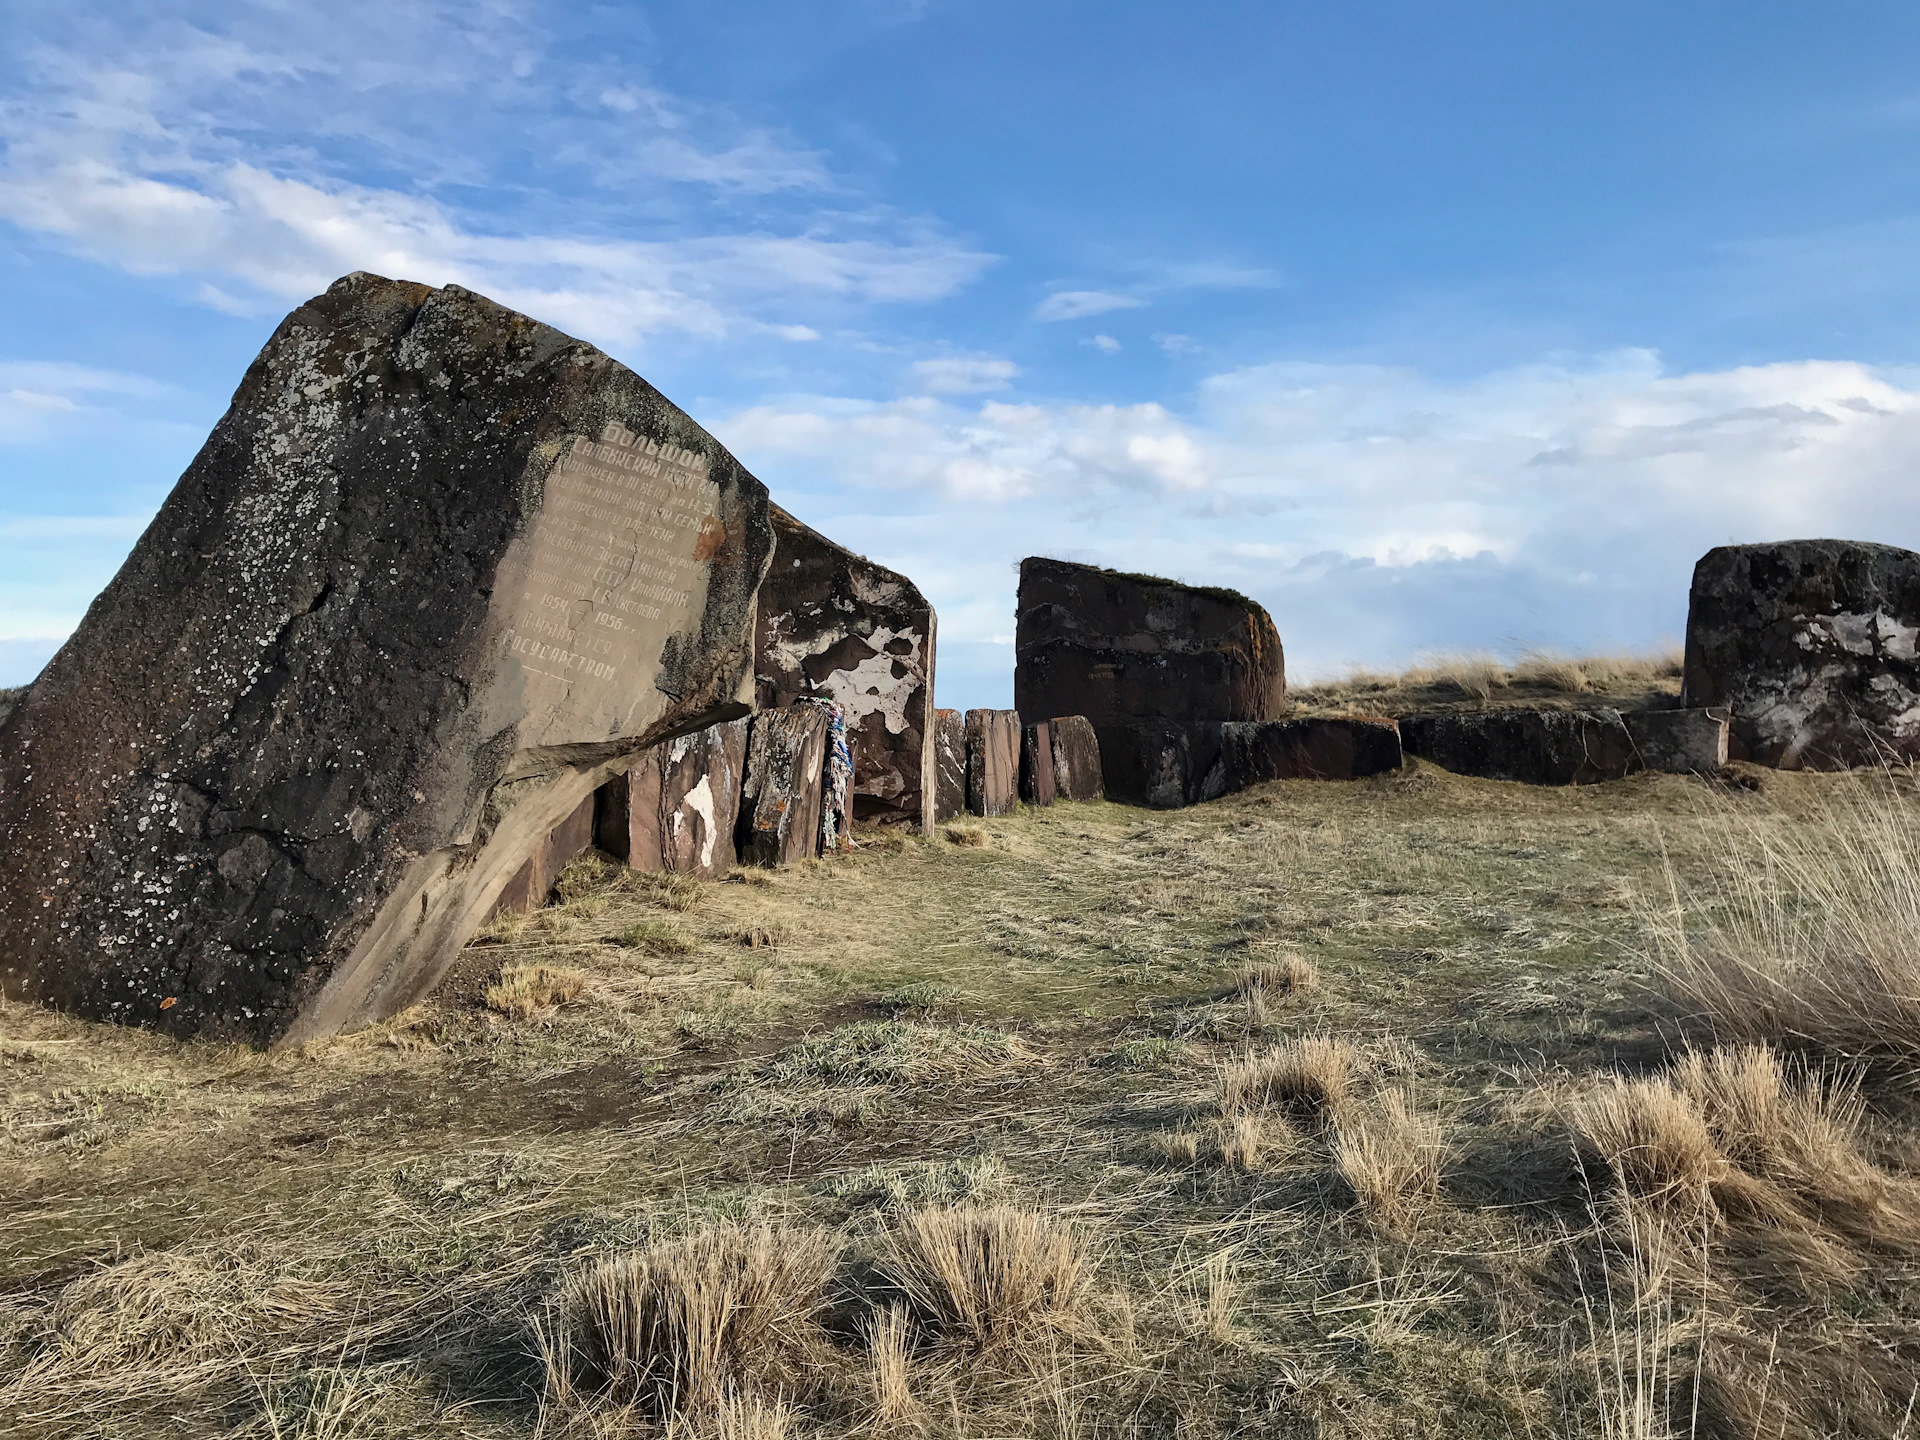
[0,361,172,442]
[1033,289,1146,322]
[910,356,1019,393]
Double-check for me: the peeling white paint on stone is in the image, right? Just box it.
[670,774,719,870]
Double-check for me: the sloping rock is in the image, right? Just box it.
[1682,540,1920,768]
[1014,558,1285,725]
[1625,708,1729,774]
[737,704,829,866]
[1049,716,1104,802]
[932,709,966,822]
[1099,717,1403,808]
[1398,709,1637,785]
[965,709,1019,817]
[490,795,598,917]
[755,506,937,830]
[596,718,749,877]
[1021,720,1056,806]
[0,273,772,1044]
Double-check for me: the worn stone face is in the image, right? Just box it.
[1100,717,1402,807]
[1049,716,1104,803]
[1398,710,1638,785]
[1626,709,1729,774]
[965,709,1019,817]
[1014,558,1285,727]
[932,709,967,822]
[491,794,598,918]
[0,273,772,1044]
[597,718,749,877]
[738,705,828,866]
[1682,540,1920,769]
[1021,721,1056,806]
[755,506,937,831]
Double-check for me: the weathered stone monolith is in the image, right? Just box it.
[932,709,967,822]
[1021,720,1056,806]
[1682,540,1920,768]
[1625,709,1729,774]
[738,705,829,866]
[1049,716,1103,802]
[597,718,749,877]
[1014,558,1285,725]
[0,273,773,1044]
[965,709,1019,817]
[1102,717,1403,807]
[1398,710,1637,785]
[755,506,937,831]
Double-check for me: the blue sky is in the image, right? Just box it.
[6,2,1920,707]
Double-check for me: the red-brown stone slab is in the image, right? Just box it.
[738,705,829,866]
[1021,720,1056,806]
[1624,708,1729,774]
[965,709,1019,817]
[1049,716,1104,802]
[932,708,967,822]
[489,793,598,917]
[597,718,749,877]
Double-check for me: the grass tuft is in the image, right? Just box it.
[1220,1035,1356,1122]
[616,920,696,956]
[877,1205,1090,1351]
[1332,1089,1448,1228]
[483,964,586,1020]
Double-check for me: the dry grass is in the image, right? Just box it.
[538,1222,837,1422]
[484,963,587,1019]
[731,923,794,950]
[877,1205,1091,1351]
[862,1305,923,1434]
[1234,950,1317,1001]
[944,825,988,848]
[617,920,696,955]
[1290,645,1684,714]
[1220,1035,1356,1122]
[1332,1089,1448,1228]
[1651,773,1920,1081]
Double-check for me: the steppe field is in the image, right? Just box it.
[6,749,1920,1439]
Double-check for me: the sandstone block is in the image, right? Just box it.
[596,717,749,877]
[738,704,829,866]
[1015,558,1285,725]
[1048,716,1104,802]
[1682,540,1920,768]
[1021,720,1056,806]
[755,506,937,831]
[0,273,772,1044]
[965,709,1019,817]
[1398,710,1638,785]
[932,709,967,822]
[1625,708,1729,774]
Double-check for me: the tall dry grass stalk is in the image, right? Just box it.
[1332,1090,1449,1228]
[863,1304,923,1434]
[878,1205,1090,1351]
[1649,774,1920,1081]
[538,1223,836,1421]
[1220,1036,1356,1122]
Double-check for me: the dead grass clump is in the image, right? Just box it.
[1332,1090,1448,1227]
[1410,652,1507,701]
[618,921,696,956]
[538,1222,837,1421]
[555,851,619,902]
[733,923,794,950]
[1211,1112,1296,1172]
[1510,651,1589,693]
[944,825,987,847]
[628,869,705,912]
[878,1205,1090,1351]
[1650,774,1920,1082]
[1573,1073,1731,1223]
[770,1021,1025,1086]
[863,1304,924,1434]
[1234,952,1317,1001]
[1220,1036,1356,1122]
[484,964,587,1019]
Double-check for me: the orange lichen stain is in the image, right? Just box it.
[159,996,178,1010]
[693,516,727,561]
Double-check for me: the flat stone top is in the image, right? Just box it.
[1018,556,1267,637]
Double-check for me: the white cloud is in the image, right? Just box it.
[1085,334,1121,353]
[0,362,171,442]
[1155,333,1199,355]
[1033,290,1145,322]
[716,353,1920,683]
[910,356,1019,394]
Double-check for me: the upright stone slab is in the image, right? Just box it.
[1101,717,1402,808]
[1625,709,1729,775]
[1021,720,1056,806]
[491,794,598,917]
[932,709,967,822]
[1398,710,1638,785]
[755,506,937,831]
[1014,558,1285,726]
[1682,540,1920,768]
[1049,716,1104,802]
[597,718,749,877]
[738,705,829,866]
[965,709,1019,817]
[0,273,772,1044]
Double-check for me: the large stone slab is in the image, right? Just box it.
[1099,717,1403,808]
[1398,709,1638,785]
[755,506,937,831]
[1625,708,1729,774]
[965,709,1019,817]
[491,794,597,917]
[932,708,967,822]
[737,704,829,867]
[596,718,749,877]
[0,273,772,1044]
[1021,720,1056,806]
[1015,558,1285,726]
[1049,716,1104,802]
[1682,540,1920,768]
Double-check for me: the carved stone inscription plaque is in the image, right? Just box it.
[493,421,726,745]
